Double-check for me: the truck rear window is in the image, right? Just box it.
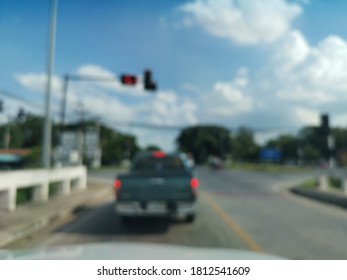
[132,156,185,171]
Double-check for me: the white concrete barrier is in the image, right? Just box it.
[318,174,328,191]
[343,178,347,195]
[0,166,87,212]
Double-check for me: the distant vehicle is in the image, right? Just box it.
[114,151,199,224]
[208,156,224,170]
[0,154,24,170]
[315,159,328,168]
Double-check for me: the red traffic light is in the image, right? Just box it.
[120,75,137,85]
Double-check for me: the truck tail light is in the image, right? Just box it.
[190,178,199,189]
[153,151,166,158]
[114,179,122,190]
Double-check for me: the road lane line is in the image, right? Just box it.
[201,191,264,252]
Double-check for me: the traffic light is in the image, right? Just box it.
[120,74,137,85]
[0,100,3,113]
[144,69,157,91]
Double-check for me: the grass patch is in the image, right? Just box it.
[16,181,63,205]
[226,162,313,173]
[329,177,342,190]
[16,187,33,205]
[49,182,61,198]
[296,179,317,189]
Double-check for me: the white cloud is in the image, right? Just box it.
[200,68,253,118]
[82,91,134,121]
[272,30,310,77]
[14,73,63,119]
[136,90,198,126]
[277,86,336,105]
[76,64,115,78]
[304,36,347,91]
[179,0,302,45]
[291,106,319,126]
[332,114,347,127]
[15,73,63,97]
[201,82,253,117]
[272,30,347,109]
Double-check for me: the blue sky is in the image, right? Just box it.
[2,0,347,150]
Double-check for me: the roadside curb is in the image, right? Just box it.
[289,187,347,210]
[271,176,313,192]
[0,186,111,248]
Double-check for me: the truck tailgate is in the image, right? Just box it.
[118,176,194,201]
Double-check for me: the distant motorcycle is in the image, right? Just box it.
[209,157,224,170]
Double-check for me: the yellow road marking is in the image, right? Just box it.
[201,191,264,252]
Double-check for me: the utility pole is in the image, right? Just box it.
[4,116,11,150]
[328,134,335,168]
[297,139,303,166]
[76,102,87,165]
[42,0,57,168]
[320,114,335,168]
[61,74,69,128]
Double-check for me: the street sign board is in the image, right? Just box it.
[260,148,281,162]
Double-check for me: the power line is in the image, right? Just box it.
[100,117,185,131]
[94,115,298,133]
[0,88,44,110]
[0,88,68,123]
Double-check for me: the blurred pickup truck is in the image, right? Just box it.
[114,151,199,223]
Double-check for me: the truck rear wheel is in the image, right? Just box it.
[186,214,195,223]
[120,216,132,225]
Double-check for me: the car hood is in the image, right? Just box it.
[0,242,284,260]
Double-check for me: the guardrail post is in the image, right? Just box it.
[74,167,87,191]
[33,182,49,203]
[0,188,16,212]
[318,174,328,191]
[343,177,347,195]
[60,179,71,196]
[76,175,87,191]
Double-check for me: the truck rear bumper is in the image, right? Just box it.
[115,201,195,218]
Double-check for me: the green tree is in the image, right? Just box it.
[265,134,298,162]
[176,125,232,164]
[232,127,259,161]
[298,126,324,162]
[331,128,347,151]
[19,114,44,148]
[144,144,162,151]
[100,125,140,165]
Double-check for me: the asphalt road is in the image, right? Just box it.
[7,167,347,259]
